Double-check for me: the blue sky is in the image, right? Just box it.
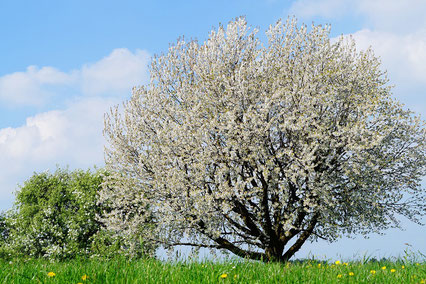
[1,0,425,260]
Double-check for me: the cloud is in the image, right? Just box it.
[81,48,150,96]
[355,0,426,33]
[289,0,426,33]
[0,97,114,166]
[350,29,426,84]
[0,66,74,106]
[345,29,426,115]
[0,96,120,209]
[288,0,426,116]
[0,48,150,107]
[0,48,150,210]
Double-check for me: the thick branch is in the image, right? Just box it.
[282,213,319,261]
[195,218,266,261]
[231,199,266,243]
[257,171,275,241]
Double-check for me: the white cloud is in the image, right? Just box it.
[356,0,426,33]
[0,66,73,106]
[289,0,426,33]
[350,29,426,84]
[345,29,426,115]
[0,48,150,210]
[0,48,150,107]
[0,96,118,164]
[0,96,120,209]
[289,0,426,116]
[81,48,150,96]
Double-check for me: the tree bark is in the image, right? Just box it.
[282,213,319,261]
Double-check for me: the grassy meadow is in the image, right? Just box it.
[1,256,425,283]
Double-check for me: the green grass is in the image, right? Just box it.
[0,257,425,283]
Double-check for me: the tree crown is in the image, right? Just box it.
[102,17,426,262]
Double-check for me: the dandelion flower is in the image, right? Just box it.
[402,265,405,269]
[343,262,349,266]
[370,270,376,275]
[381,266,386,270]
[335,260,341,265]
[337,274,342,278]
[220,273,228,279]
[390,269,396,273]
[47,272,55,277]
[82,274,88,281]
[349,272,354,276]
[317,263,321,268]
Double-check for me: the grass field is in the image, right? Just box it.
[1,256,425,283]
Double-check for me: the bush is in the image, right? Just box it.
[0,212,11,258]
[2,167,155,259]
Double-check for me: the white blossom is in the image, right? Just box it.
[101,17,426,262]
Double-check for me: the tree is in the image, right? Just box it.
[4,168,105,258]
[3,167,154,259]
[0,212,9,244]
[102,18,426,262]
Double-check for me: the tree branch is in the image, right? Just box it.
[282,213,319,261]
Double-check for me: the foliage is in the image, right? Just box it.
[2,167,155,259]
[102,17,426,262]
[0,212,10,258]
[0,212,9,243]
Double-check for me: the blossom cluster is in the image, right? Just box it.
[102,17,426,261]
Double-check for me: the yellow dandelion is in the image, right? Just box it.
[416,263,420,266]
[317,263,321,268]
[390,269,396,273]
[82,274,88,281]
[343,262,348,266]
[370,270,376,275]
[47,272,56,277]
[381,266,386,270]
[420,279,425,284]
[349,272,354,276]
[402,265,405,269]
[220,273,228,279]
[234,275,238,279]
[335,260,341,265]
[337,274,342,278]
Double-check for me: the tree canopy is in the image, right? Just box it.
[102,18,426,262]
[1,167,154,259]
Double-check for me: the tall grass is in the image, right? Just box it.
[1,256,425,283]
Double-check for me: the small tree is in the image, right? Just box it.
[3,167,153,259]
[102,18,426,262]
[4,168,105,258]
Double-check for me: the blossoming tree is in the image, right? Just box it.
[101,18,426,262]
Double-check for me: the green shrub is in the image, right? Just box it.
[0,212,10,258]
[2,167,155,259]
